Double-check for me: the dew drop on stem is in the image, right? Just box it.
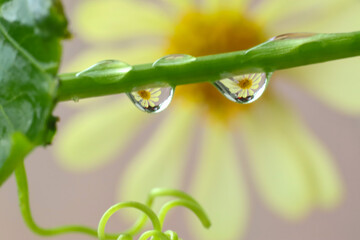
[213,72,272,104]
[269,32,317,41]
[127,86,174,113]
[71,96,79,102]
[76,60,132,84]
[153,54,196,67]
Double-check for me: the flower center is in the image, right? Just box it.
[166,9,267,121]
[138,90,151,100]
[238,78,252,89]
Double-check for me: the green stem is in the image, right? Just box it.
[57,31,360,101]
[14,162,118,239]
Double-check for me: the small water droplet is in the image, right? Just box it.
[213,72,271,104]
[76,60,132,83]
[270,32,316,41]
[72,96,79,102]
[127,86,174,113]
[153,54,196,67]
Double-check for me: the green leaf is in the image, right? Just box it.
[0,0,68,186]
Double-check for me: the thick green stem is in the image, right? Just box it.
[14,162,118,239]
[57,31,360,101]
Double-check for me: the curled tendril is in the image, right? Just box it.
[97,202,161,240]
[97,188,211,240]
[126,188,211,236]
[164,230,179,240]
[158,199,211,229]
[138,230,168,240]
[117,234,132,240]
[14,162,120,239]
[15,162,209,240]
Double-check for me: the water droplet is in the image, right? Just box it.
[127,86,174,113]
[76,60,132,84]
[270,32,316,41]
[72,96,79,102]
[153,54,196,67]
[213,72,271,104]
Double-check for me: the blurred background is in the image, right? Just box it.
[1,0,360,239]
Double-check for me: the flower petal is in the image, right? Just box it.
[148,100,155,107]
[240,95,342,219]
[150,97,159,103]
[151,90,161,97]
[142,100,149,108]
[119,103,198,202]
[188,121,248,240]
[134,95,142,101]
[251,84,259,90]
[201,0,249,13]
[74,0,173,42]
[54,100,147,172]
[285,57,360,114]
[254,0,349,33]
[62,45,165,72]
[275,1,360,33]
[150,88,161,94]
[162,0,195,12]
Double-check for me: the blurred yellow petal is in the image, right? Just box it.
[163,0,195,12]
[54,100,147,172]
[285,57,360,114]
[74,0,173,42]
[61,44,165,73]
[278,2,360,34]
[188,121,248,240]
[254,0,349,33]
[288,121,343,209]
[119,103,198,202]
[240,95,342,219]
[201,0,249,13]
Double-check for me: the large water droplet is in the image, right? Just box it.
[76,60,132,84]
[213,72,271,104]
[127,86,174,113]
[153,54,196,67]
[270,32,316,41]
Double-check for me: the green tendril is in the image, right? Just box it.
[14,162,118,239]
[158,199,211,229]
[138,230,169,240]
[97,202,161,240]
[147,188,198,205]
[117,234,133,240]
[99,188,211,239]
[164,230,179,240]
[125,188,206,236]
[15,164,210,240]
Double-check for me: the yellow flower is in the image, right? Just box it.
[219,73,265,100]
[54,0,360,239]
[132,88,161,108]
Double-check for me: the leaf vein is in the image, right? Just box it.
[0,21,44,73]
